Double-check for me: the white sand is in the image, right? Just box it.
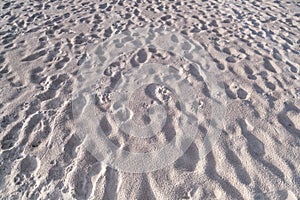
[0,0,299,199]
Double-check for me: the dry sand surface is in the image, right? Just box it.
[0,0,300,199]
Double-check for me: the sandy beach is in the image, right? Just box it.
[0,0,299,199]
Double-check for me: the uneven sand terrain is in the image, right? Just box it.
[0,0,299,199]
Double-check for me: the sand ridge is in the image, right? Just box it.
[0,0,299,199]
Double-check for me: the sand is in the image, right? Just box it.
[0,0,299,199]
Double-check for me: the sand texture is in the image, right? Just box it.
[0,0,299,199]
